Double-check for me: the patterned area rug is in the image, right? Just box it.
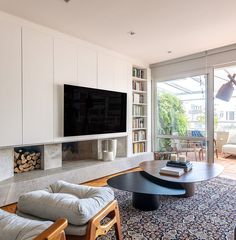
[99,177,236,240]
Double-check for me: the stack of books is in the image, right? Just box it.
[166,160,193,172]
[160,166,185,177]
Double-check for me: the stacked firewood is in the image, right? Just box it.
[14,150,41,173]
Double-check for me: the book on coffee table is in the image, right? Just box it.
[160,166,185,176]
[166,161,193,172]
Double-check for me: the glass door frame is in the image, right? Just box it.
[152,68,215,163]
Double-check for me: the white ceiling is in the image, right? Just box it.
[1,0,236,64]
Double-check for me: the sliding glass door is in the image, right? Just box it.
[155,75,208,161]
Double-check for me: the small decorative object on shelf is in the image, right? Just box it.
[102,139,117,161]
[132,66,148,154]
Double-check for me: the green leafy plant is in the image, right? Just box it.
[157,92,188,150]
[197,114,218,128]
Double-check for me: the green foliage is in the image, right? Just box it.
[197,114,218,127]
[157,93,188,150]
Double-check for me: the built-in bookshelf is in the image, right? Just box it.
[132,66,148,154]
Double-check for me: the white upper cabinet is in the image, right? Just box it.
[98,53,115,91]
[77,45,97,88]
[0,20,22,147]
[22,27,54,144]
[98,53,128,92]
[54,38,77,138]
[114,59,128,93]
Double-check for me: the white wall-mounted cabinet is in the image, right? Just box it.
[98,53,116,91]
[0,20,22,147]
[22,27,54,144]
[54,38,77,139]
[77,45,97,88]
[0,11,147,150]
[98,53,128,93]
[114,59,128,93]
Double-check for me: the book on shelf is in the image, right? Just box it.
[133,105,145,116]
[160,166,185,176]
[133,118,145,129]
[133,93,144,104]
[133,142,146,153]
[133,130,146,141]
[133,68,145,79]
[132,81,145,91]
[133,93,140,103]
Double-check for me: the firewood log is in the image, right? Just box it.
[14,167,20,173]
[35,164,40,169]
[19,165,24,171]
[14,152,20,160]
[22,158,27,164]
[17,159,22,165]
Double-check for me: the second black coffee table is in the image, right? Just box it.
[107,171,185,211]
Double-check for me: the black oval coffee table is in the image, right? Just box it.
[107,171,185,211]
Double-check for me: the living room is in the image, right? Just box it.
[0,0,235,239]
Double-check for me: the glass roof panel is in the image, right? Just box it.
[157,75,205,97]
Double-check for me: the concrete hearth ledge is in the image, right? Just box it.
[0,152,153,206]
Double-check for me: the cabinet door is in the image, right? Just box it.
[77,45,97,88]
[114,59,128,93]
[22,27,53,144]
[0,20,22,147]
[97,53,116,91]
[54,38,77,139]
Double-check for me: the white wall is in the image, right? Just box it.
[0,10,149,151]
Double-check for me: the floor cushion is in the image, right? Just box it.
[17,180,114,226]
[0,209,52,240]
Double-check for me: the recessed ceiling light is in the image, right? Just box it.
[64,0,70,2]
[127,31,136,36]
[167,51,172,54]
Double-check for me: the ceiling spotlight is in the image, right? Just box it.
[127,31,136,36]
[167,51,172,54]
[64,0,70,2]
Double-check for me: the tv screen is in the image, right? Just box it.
[64,85,127,136]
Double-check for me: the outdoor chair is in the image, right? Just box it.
[172,138,202,161]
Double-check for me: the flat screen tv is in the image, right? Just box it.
[64,84,127,136]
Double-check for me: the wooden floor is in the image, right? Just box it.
[215,155,236,180]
